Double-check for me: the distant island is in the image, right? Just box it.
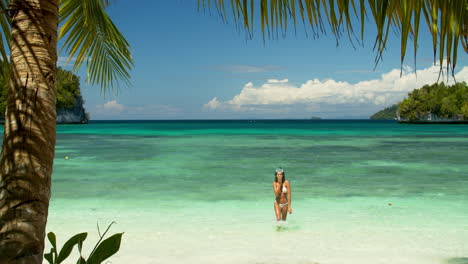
[370,82,468,124]
[1,66,89,124]
[370,104,397,120]
[310,116,322,120]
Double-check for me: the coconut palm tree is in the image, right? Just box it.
[0,0,466,263]
[0,0,132,263]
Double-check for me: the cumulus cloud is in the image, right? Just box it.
[96,100,125,114]
[205,97,221,109]
[204,64,468,117]
[95,100,181,117]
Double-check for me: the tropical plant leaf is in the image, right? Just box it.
[47,232,58,250]
[0,0,11,67]
[59,0,133,94]
[43,223,121,264]
[44,251,54,264]
[86,233,123,264]
[199,0,468,77]
[77,256,87,264]
[57,232,88,264]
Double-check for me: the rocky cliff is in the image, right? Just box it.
[56,95,88,124]
[397,112,467,124]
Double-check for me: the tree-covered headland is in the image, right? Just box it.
[370,104,398,120]
[0,63,88,122]
[398,82,468,122]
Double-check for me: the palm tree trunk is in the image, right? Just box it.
[0,0,58,263]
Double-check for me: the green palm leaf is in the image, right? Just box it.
[59,0,133,94]
[199,0,468,77]
[0,0,11,66]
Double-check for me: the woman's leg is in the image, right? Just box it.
[281,204,288,220]
[274,202,281,221]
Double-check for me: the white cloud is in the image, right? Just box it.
[205,97,221,110]
[96,100,125,114]
[95,101,181,117]
[204,64,468,117]
[57,56,77,67]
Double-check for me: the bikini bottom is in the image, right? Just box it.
[276,201,288,208]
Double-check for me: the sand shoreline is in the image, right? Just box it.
[46,197,468,264]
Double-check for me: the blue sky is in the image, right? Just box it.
[60,1,468,119]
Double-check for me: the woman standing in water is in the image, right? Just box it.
[273,168,292,221]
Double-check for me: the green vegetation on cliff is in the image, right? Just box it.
[56,68,82,109]
[0,62,86,119]
[398,82,468,121]
[370,104,398,120]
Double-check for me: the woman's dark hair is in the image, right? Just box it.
[274,171,286,183]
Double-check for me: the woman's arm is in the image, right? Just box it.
[287,180,292,213]
[272,182,281,197]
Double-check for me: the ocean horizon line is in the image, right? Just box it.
[86,118,391,122]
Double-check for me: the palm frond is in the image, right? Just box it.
[59,0,133,94]
[199,0,468,77]
[0,0,11,67]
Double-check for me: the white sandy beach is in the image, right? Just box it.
[46,197,468,264]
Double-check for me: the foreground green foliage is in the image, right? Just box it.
[398,82,468,121]
[44,222,123,264]
[0,64,85,117]
[370,104,398,120]
[0,0,134,92]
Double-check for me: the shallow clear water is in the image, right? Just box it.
[37,120,468,263]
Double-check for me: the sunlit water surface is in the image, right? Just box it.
[36,120,468,263]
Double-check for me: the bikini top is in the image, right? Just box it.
[282,185,287,193]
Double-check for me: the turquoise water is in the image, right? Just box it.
[43,120,468,263]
